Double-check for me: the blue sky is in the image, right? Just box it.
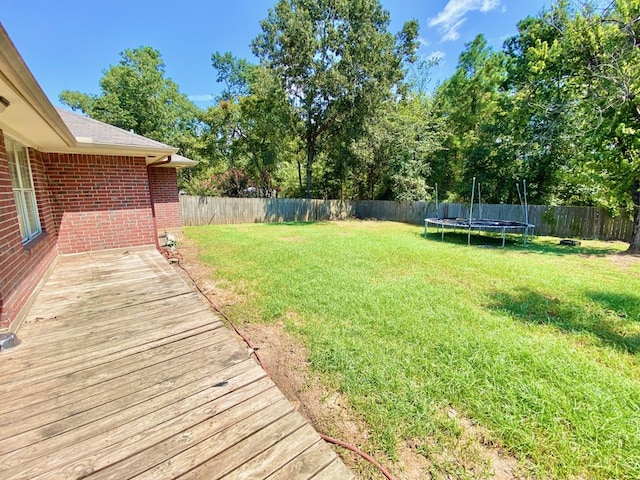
[2,0,551,109]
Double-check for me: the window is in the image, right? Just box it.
[5,135,41,243]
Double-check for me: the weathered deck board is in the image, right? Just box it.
[0,322,220,390]
[0,344,251,450]
[2,315,224,385]
[266,441,341,479]
[1,329,236,415]
[219,424,322,480]
[178,409,309,480]
[0,249,353,480]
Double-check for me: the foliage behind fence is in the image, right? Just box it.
[180,196,634,241]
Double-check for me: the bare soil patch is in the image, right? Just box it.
[608,251,640,266]
[173,233,526,479]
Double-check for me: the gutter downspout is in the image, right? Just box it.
[147,156,173,250]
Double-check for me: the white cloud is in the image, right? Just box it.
[428,0,501,42]
[188,94,215,102]
[428,50,446,62]
[418,36,431,48]
[441,19,466,41]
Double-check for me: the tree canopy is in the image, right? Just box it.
[251,0,420,198]
[59,46,200,159]
[58,0,640,251]
[428,0,640,251]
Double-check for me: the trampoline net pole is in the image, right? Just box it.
[523,179,529,226]
[517,182,525,222]
[468,177,476,246]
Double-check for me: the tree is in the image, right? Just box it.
[320,57,445,201]
[252,0,419,198]
[211,51,255,100]
[193,53,298,197]
[505,0,640,251]
[433,35,514,202]
[567,0,640,252]
[59,46,200,158]
[343,94,445,201]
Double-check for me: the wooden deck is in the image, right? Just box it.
[0,249,353,479]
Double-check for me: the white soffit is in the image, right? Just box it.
[0,74,73,150]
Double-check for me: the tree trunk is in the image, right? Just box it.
[297,160,303,190]
[627,180,640,253]
[305,141,314,199]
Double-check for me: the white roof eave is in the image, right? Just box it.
[0,24,76,149]
[58,141,178,164]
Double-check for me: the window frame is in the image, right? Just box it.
[5,135,42,243]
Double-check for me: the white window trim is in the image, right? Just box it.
[5,135,42,243]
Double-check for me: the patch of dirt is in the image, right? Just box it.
[608,252,640,265]
[434,408,526,480]
[173,233,528,480]
[172,235,244,310]
[606,252,640,279]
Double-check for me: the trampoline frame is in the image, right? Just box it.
[424,178,535,247]
[424,217,535,247]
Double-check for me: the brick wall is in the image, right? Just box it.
[44,153,157,254]
[0,138,161,329]
[0,133,58,329]
[149,167,182,230]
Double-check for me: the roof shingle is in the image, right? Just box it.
[56,108,173,150]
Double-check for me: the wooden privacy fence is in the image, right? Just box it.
[180,196,357,225]
[180,196,634,241]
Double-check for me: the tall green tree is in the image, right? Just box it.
[433,35,513,202]
[60,46,200,158]
[567,0,640,252]
[190,53,298,197]
[503,4,585,205]
[252,0,419,198]
[326,58,444,201]
[505,0,640,251]
[211,51,255,100]
[343,94,445,201]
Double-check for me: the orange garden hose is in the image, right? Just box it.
[161,247,397,480]
[319,434,397,480]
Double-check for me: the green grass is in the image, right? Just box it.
[185,221,640,479]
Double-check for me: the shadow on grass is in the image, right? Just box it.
[489,288,640,354]
[263,221,321,227]
[422,231,622,256]
[589,291,640,322]
[422,231,525,248]
[525,241,623,257]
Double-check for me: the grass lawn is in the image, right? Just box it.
[184,221,640,479]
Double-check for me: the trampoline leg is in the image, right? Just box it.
[502,228,506,247]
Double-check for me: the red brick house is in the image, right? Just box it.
[0,25,196,332]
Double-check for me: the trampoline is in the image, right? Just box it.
[424,217,535,246]
[424,178,535,247]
